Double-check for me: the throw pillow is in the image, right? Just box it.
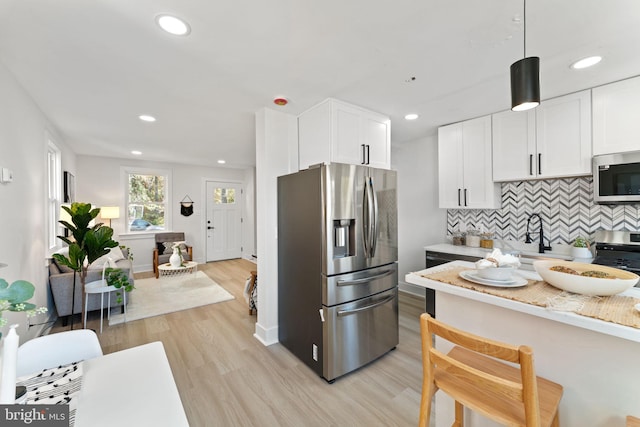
[88,246,126,269]
[52,258,74,274]
[159,241,187,255]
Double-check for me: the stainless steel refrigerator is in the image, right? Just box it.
[278,163,398,382]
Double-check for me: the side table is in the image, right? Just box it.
[157,261,198,277]
[84,280,127,333]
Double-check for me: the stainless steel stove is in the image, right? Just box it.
[593,230,640,277]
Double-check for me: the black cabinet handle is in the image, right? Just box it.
[464,188,468,207]
[366,145,370,165]
[457,189,461,206]
[529,154,533,176]
[538,153,542,175]
[361,144,366,164]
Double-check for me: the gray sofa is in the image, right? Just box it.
[49,248,134,325]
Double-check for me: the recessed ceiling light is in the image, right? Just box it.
[131,151,142,156]
[138,114,156,122]
[217,160,226,164]
[571,56,602,69]
[405,113,419,120]
[156,15,191,36]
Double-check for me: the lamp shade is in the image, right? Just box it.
[100,206,120,219]
[510,56,540,111]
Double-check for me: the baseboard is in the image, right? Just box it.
[253,321,278,346]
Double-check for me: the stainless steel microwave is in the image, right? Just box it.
[593,151,640,204]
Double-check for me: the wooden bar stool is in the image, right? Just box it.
[247,271,257,315]
[628,415,640,427]
[419,313,563,427]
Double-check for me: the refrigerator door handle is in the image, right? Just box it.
[363,176,377,258]
[336,269,394,286]
[337,294,395,317]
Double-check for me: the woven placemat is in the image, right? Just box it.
[420,266,640,329]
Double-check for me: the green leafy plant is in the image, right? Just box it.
[573,236,590,248]
[104,268,134,304]
[53,202,119,324]
[0,279,47,339]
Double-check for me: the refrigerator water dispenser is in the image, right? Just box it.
[333,219,355,258]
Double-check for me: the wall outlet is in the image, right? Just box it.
[312,344,318,361]
[1,168,13,183]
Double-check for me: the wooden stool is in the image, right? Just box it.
[628,415,640,427]
[419,313,563,427]
[248,271,257,315]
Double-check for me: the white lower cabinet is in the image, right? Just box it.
[438,116,500,209]
[593,76,640,155]
[492,90,592,181]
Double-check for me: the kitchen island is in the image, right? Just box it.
[406,261,640,427]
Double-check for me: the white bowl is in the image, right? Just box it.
[533,260,639,296]
[476,266,516,281]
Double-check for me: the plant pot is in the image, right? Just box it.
[169,248,182,267]
[571,247,593,259]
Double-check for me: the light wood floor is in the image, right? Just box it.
[51,259,426,426]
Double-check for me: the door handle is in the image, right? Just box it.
[361,144,366,164]
[207,226,214,230]
[464,188,468,207]
[337,269,394,286]
[337,294,395,316]
[366,144,370,165]
[529,154,533,176]
[457,188,461,206]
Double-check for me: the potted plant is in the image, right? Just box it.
[53,202,120,327]
[0,279,47,339]
[571,236,593,259]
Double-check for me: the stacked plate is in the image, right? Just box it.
[459,270,528,288]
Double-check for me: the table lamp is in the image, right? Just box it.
[100,206,120,228]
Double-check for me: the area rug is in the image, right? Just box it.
[109,270,234,325]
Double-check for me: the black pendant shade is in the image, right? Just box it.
[510,56,540,111]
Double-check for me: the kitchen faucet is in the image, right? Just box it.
[525,213,552,254]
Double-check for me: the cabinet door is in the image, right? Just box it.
[593,76,640,155]
[535,90,591,178]
[298,101,332,170]
[492,110,536,181]
[362,111,391,169]
[438,123,464,208]
[332,102,365,165]
[462,116,499,208]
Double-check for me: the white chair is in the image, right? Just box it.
[84,261,127,333]
[16,329,103,377]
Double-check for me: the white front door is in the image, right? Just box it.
[206,181,242,262]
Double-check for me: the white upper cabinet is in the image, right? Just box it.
[438,116,500,209]
[298,98,391,170]
[593,76,640,155]
[492,90,592,181]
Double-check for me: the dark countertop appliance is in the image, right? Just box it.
[277,163,398,382]
[592,230,640,283]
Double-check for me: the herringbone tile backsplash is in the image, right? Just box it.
[447,177,640,245]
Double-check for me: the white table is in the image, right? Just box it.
[74,341,189,427]
[157,261,197,277]
[84,280,126,333]
[406,261,640,427]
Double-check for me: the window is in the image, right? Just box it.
[124,168,170,232]
[46,141,61,250]
[214,187,236,204]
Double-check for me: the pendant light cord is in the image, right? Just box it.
[523,0,527,57]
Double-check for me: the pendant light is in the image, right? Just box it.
[510,0,540,111]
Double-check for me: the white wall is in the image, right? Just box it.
[254,107,298,346]
[392,134,446,296]
[76,155,255,272]
[0,61,74,340]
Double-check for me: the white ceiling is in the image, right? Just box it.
[1,0,639,168]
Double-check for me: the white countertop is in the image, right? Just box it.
[406,260,640,343]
